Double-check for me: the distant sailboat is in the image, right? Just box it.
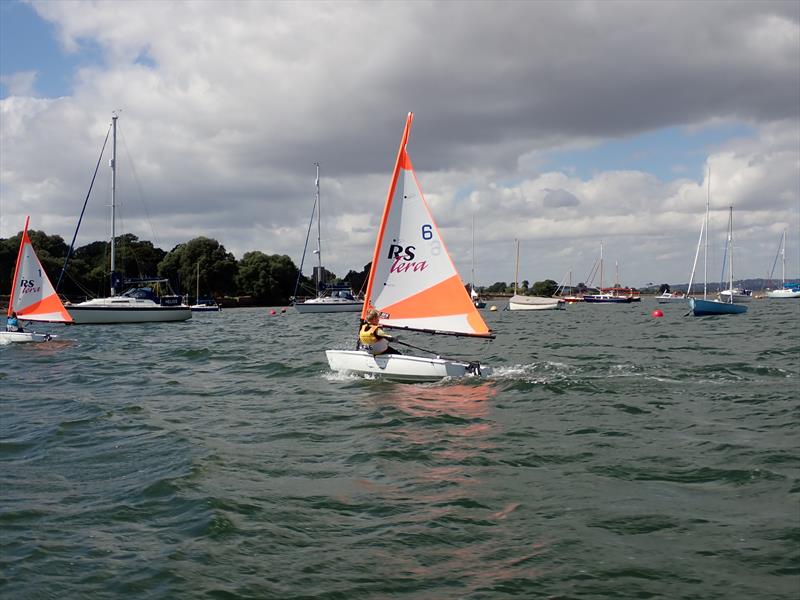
[293,163,364,314]
[63,114,191,324]
[582,242,634,304]
[689,170,747,316]
[1,217,72,343]
[508,240,564,310]
[190,263,221,312]
[326,113,494,381]
[767,230,800,299]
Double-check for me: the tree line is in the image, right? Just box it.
[0,229,371,306]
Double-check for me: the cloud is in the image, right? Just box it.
[0,70,38,96]
[0,1,798,286]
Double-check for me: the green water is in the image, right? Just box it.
[1,300,798,599]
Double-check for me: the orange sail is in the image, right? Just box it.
[8,217,73,323]
[362,113,492,337]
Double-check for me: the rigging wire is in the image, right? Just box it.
[291,186,319,300]
[55,124,112,292]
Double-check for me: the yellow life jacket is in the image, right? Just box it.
[359,323,381,345]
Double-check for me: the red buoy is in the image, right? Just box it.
[652,309,664,318]
[269,309,277,315]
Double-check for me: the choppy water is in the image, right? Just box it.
[1,299,798,599]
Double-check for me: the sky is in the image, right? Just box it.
[1,0,798,288]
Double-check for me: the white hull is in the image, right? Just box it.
[294,300,363,313]
[0,331,55,343]
[66,298,191,324]
[190,304,221,312]
[718,290,752,303]
[326,350,489,382]
[656,294,688,303]
[508,295,565,311]
[766,289,800,299]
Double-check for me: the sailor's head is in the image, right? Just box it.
[10,312,17,318]
[366,308,380,323]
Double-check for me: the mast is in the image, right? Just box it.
[781,230,786,285]
[728,206,734,302]
[704,167,710,300]
[110,113,118,296]
[514,239,520,295]
[599,241,604,289]
[471,214,476,295]
[196,262,200,303]
[314,162,322,296]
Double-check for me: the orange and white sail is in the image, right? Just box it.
[362,113,492,338]
[8,217,73,323]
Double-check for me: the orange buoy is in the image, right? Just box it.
[651,309,664,318]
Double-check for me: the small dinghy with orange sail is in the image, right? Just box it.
[1,217,73,343]
[326,113,494,382]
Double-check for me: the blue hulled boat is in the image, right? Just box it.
[689,297,747,316]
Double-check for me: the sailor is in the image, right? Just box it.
[359,308,400,355]
[6,311,23,332]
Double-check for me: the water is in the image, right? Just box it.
[1,300,798,599]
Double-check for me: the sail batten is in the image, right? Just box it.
[362,113,492,338]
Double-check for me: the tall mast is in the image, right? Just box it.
[314,162,322,295]
[704,167,709,300]
[599,241,604,289]
[471,214,475,293]
[110,113,118,296]
[196,262,200,303]
[728,206,734,300]
[781,230,786,285]
[514,239,520,295]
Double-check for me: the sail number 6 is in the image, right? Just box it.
[422,224,433,240]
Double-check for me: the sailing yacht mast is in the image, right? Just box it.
[514,239,520,294]
[599,241,604,289]
[110,113,118,296]
[727,206,734,302]
[314,162,322,295]
[703,168,710,300]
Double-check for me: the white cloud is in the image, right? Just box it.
[0,1,798,286]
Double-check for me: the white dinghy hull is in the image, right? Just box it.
[326,350,489,383]
[0,331,55,343]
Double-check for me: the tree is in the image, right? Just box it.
[158,237,237,297]
[531,279,559,297]
[236,251,299,304]
[343,262,371,296]
[486,281,508,293]
[659,283,671,294]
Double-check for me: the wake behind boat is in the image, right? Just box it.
[326,113,494,381]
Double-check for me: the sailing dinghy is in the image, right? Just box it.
[326,113,494,382]
[1,217,73,343]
